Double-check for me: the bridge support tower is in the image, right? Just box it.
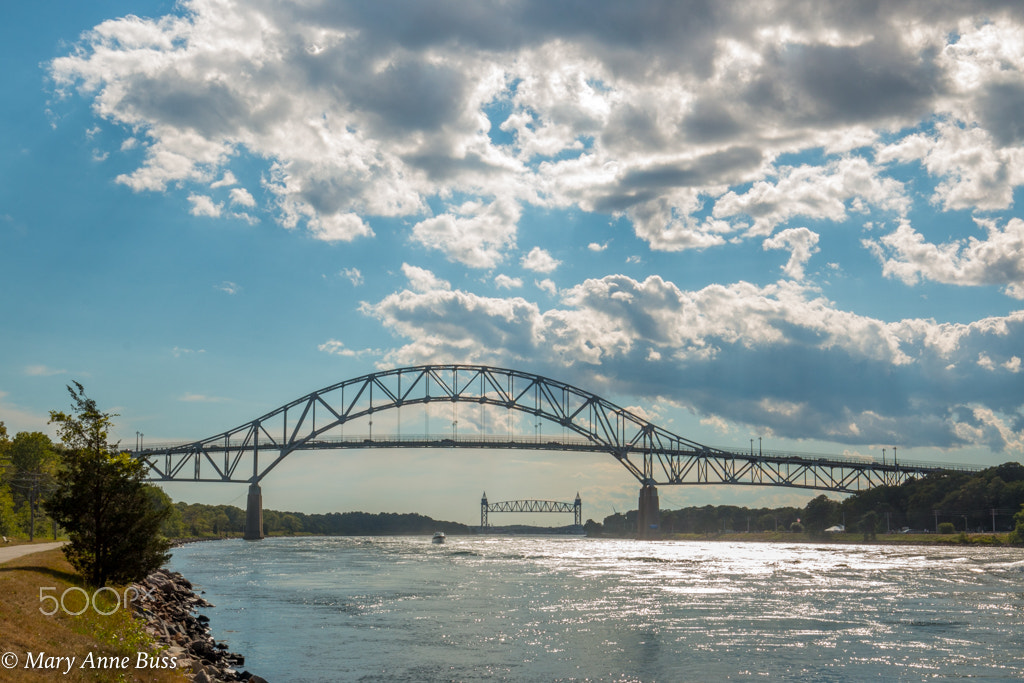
[637,483,660,539]
[244,482,264,540]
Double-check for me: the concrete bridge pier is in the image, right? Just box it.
[244,482,264,540]
[637,483,660,539]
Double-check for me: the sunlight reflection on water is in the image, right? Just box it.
[169,536,1024,682]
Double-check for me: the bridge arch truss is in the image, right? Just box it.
[135,364,973,495]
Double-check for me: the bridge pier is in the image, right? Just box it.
[244,482,264,540]
[637,484,660,539]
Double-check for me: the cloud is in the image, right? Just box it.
[307,212,373,243]
[714,157,909,237]
[188,193,222,217]
[341,267,363,287]
[363,269,1024,451]
[494,274,523,290]
[763,227,820,280]
[179,393,229,403]
[865,217,1024,298]
[210,171,238,188]
[401,263,451,293]
[47,2,1024,267]
[876,121,1024,212]
[521,246,561,273]
[24,365,66,377]
[362,265,543,364]
[216,281,240,295]
[318,340,377,358]
[42,1,1024,458]
[411,199,519,268]
[229,187,255,207]
[0,390,53,435]
[535,278,557,296]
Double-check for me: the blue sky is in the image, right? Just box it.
[4,1,1024,525]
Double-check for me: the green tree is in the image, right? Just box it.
[146,485,184,538]
[1010,505,1024,545]
[44,382,171,587]
[803,494,840,534]
[0,423,14,537]
[858,510,879,541]
[7,431,59,540]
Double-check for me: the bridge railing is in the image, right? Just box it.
[707,445,986,474]
[134,434,986,473]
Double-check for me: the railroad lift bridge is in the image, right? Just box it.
[480,492,583,529]
[132,364,978,539]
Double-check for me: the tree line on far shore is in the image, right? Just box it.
[587,462,1024,540]
[165,500,472,538]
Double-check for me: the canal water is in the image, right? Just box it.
[167,536,1024,681]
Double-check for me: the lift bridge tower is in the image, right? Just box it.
[481,492,582,528]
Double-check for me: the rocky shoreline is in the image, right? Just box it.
[130,568,266,683]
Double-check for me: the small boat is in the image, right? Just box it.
[431,531,446,544]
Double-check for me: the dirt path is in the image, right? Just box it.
[0,541,66,564]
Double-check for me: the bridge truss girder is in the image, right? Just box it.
[134,364,970,495]
[481,497,583,527]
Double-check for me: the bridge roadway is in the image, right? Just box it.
[137,432,980,491]
[131,363,982,539]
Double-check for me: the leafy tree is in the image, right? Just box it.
[803,494,840,534]
[146,485,184,538]
[858,510,879,541]
[602,512,629,535]
[44,382,171,587]
[0,488,15,537]
[7,431,59,539]
[1010,506,1024,545]
[0,423,14,537]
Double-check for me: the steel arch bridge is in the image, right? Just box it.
[132,364,974,538]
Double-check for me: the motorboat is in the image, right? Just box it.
[431,531,446,544]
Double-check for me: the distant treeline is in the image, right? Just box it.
[159,462,1024,541]
[166,501,471,538]
[588,461,1024,538]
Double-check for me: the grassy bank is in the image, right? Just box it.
[0,548,185,682]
